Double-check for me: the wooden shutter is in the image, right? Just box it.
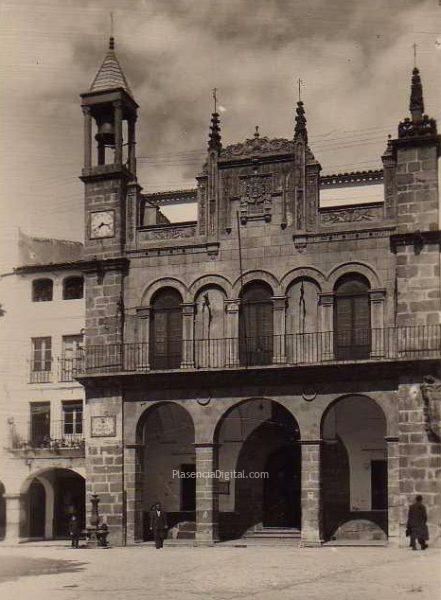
[239,283,273,365]
[334,276,371,359]
[150,288,183,369]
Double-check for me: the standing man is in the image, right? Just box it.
[150,502,168,549]
[406,495,429,550]
[68,513,80,549]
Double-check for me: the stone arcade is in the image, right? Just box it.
[6,36,440,547]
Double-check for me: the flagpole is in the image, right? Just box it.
[236,211,248,367]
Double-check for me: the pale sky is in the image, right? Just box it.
[0,0,440,259]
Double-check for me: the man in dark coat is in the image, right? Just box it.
[406,495,429,550]
[68,514,80,549]
[150,503,168,549]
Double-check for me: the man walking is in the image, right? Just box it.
[150,502,168,549]
[68,513,80,549]
[406,495,429,550]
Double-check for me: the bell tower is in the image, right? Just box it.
[80,35,138,260]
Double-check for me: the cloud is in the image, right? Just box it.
[0,0,440,243]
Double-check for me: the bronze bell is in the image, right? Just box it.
[95,119,115,146]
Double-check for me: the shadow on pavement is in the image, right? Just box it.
[0,555,87,584]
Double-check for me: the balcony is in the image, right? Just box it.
[7,418,85,457]
[73,325,441,376]
[29,357,85,384]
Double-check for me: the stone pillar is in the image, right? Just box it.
[124,444,143,544]
[136,307,150,370]
[318,293,334,361]
[194,444,218,545]
[370,289,386,358]
[225,299,240,366]
[181,303,195,369]
[128,116,137,176]
[3,494,21,544]
[300,440,322,546]
[114,100,123,167]
[82,106,92,169]
[272,296,287,363]
[386,436,400,546]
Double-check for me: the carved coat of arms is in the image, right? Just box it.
[239,173,272,223]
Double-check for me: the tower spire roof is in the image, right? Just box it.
[208,111,222,152]
[294,100,308,144]
[90,36,132,97]
[409,67,424,122]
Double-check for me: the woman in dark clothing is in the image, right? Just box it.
[406,495,429,550]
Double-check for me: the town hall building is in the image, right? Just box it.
[1,36,440,547]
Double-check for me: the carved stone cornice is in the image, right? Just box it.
[220,137,294,161]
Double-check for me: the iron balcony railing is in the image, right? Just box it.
[71,325,441,375]
[8,419,85,451]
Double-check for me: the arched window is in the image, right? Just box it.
[149,288,183,369]
[63,276,84,300]
[239,281,273,366]
[334,274,371,360]
[32,279,53,302]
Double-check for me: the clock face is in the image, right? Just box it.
[90,211,115,239]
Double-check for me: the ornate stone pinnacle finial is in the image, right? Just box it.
[254,125,260,139]
[294,100,308,144]
[208,111,221,153]
[410,67,424,123]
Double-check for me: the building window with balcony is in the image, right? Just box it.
[30,402,50,447]
[61,334,84,381]
[149,287,183,369]
[239,281,274,366]
[334,273,371,360]
[63,276,84,300]
[62,401,83,437]
[32,278,53,302]
[30,337,52,383]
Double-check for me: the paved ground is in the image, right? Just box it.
[0,543,439,600]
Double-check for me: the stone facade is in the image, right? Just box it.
[74,49,440,548]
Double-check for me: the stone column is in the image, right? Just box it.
[300,440,322,546]
[370,289,386,358]
[272,296,287,363]
[128,116,137,176]
[224,299,240,366]
[3,494,21,544]
[124,444,143,544]
[318,293,334,361]
[136,307,150,370]
[82,106,92,170]
[181,303,195,369]
[385,436,400,546]
[114,100,123,167]
[194,443,218,545]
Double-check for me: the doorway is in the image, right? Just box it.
[263,445,301,528]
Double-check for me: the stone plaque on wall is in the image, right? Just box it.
[91,415,116,437]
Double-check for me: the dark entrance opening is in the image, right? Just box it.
[371,460,388,511]
[181,464,196,512]
[28,479,45,538]
[216,399,301,541]
[53,470,86,538]
[263,445,301,528]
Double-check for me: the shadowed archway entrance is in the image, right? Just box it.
[215,399,301,541]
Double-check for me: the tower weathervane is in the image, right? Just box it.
[212,88,218,114]
[413,43,417,68]
[298,78,304,102]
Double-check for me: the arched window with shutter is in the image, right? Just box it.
[239,281,273,366]
[334,274,371,360]
[149,288,183,369]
